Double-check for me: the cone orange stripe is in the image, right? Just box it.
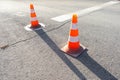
[70,29,79,37]
[31,13,36,17]
[31,21,39,27]
[31,20,38,24]
[68,42,80,49]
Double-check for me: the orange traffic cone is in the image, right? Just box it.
[30,3,39,28]
[24,3,45,31]
[61,14,86,57]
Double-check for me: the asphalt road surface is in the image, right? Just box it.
[0,0,120,80]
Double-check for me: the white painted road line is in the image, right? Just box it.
[51,1,120,22]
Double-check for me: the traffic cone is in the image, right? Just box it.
[24,3,45,31]
[30,3,39,28]
[61,14,86,57]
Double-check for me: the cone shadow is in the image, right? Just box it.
[77,52,117,80]
[35,29,86,80]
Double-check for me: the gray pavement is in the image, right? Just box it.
[0,0,120,80]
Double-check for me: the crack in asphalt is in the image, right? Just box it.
[2,20,70,50]
[9,35,38,46]
[46,20,70,32]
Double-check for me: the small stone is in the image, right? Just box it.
[0,44,9,49]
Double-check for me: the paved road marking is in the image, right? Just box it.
[51,1,120,22]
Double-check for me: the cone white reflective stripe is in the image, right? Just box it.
[68,36,79,42]
[31,9,35,13]
[31,17,37,21]
[71,23,77,30]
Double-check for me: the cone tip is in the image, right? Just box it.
[30,3,34,9]
[72,14,78,23]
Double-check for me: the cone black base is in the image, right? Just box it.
[61,44,87,57]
